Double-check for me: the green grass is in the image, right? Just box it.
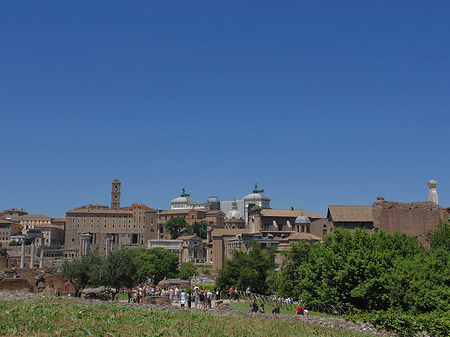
[229,301,336,318]
[0,297,373,336]
[229,300,295,314]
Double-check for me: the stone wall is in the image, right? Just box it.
[0,268,74,294]
[372,200,448,247]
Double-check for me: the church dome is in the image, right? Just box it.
[171,196,196,204]
[243,193,271,201]
[226,208,242,220]
[295,215,310,224]
[225,198,243,220]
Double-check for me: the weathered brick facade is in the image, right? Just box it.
[372,200,448,247]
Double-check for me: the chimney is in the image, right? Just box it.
[290,206,294,210]
[377,196,385,201]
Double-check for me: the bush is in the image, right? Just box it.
[345,309,450,336]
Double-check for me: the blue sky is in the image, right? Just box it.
[1,1,449,218]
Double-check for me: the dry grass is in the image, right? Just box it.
[0,297,372,336]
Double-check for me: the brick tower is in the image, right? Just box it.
[111,176,121,210]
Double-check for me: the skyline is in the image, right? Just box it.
[1,1,450,217]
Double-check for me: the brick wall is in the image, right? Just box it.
[372,200,448,247]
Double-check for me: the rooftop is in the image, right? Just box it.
[327,205,374,222]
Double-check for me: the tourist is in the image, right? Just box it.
[180,289,186,308]
[259,304,265,313]
[215,287,221,300]
[187,291,192,309]
[296,304,304,315]
[229,286,234,300]
[127,289,132,303]
[206,289,212,309]
[272,303,280,314]
[250,299,258,313]
[199,290,205,309]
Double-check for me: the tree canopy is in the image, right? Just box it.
[165,217,188,239]
[179,261,198,280]
[277,227,450,313]
[216,241,276,294]
[138,247,179,284]
[62,250,103,297]
[62,247,180,298]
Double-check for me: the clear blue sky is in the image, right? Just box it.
[1,1,449,218]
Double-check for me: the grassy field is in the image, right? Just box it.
[0,297,374,337]
[228,301,335,318]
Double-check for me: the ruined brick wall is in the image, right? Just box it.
[0,268,74,294]
[372,201,448,247]
[0,279,32,292]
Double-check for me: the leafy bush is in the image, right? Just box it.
[277,227,450,313]
[345,309,450,336]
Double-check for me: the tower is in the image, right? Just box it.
[428,179,438,205]
[111,176,121,209]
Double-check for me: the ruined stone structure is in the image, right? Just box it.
[0,267,74,294]
[372,199,448,247]
[428,179,438,204]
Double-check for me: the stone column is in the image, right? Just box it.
[39,246,45,268]
[30,239,35,269]
[105,237,109,256]
[20,240,25,268]
[84,236,90,255]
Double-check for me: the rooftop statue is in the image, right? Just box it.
[181,187,191,198]
[253,183,264,194]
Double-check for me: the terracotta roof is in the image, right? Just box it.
[327,206,373,222]
[17,214,53,221]
[206,210,225,216]
[260,209,324,219]
[177,235,199,241]
[282,232,322,241]
[212,228,250,236]
[159,210,191,215]
[66,208,133,214]
[4,208,27,213]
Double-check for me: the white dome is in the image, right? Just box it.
[295,215,310,224]
[226,208,242,220]
[243,193,271,201]
[171,196,196,204]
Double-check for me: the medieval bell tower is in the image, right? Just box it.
[111,176,121,210]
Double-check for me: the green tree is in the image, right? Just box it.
[277,228,435,312]
[179,261,198,280]
[431,220,450,251]
[138,247,179,284]
[96,249,140,301]
[191,221,208,239]
[62,251,103,297]
[216,241,276,294]
[165,217,188,239]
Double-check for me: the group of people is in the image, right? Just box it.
[128,284,308,316]
[127,284,221,310]
[179,287,215,309]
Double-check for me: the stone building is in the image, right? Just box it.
[148,239,183,261]
[372,198,448,247]
[179,235,206,263]
[170,188,208,210]
[65,178,158,255]
[247,205,324,234]
[327,205,374,233]
[0,219,22,246]
[157,208,225,239]
[224,199,245,229]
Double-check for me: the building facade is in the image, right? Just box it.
[65,178,158,255]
